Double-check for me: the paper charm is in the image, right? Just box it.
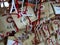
[26,6,37,22]
[41,2,55,22]
[10,0,18,13]
[18,5,37,25]
[12,15,29,29]
[15,32,34,45]
[0,15,16,32]
[11,6,37,29]
[18,6,32,25]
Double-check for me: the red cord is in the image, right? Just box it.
[13,40,18,45]
[6,32,10,36]
[13,20,19,32]
[15,0,21,18]
[38,9,40,20]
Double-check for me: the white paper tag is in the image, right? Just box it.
[54,6,60,14]
[7,40,22,45]
[0,15,15,32]
[4,2,9,7]
[1,1,9,8]
[1,2,4,7]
